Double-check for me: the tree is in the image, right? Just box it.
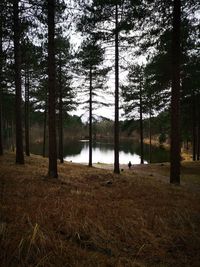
[181,54,200,162]
[47,0,57,178]
[0,5,3,155]
[144,50,172,162]
[55,34,75,164]
[77,0,132,173]
[114,3,120,173]
[21,40,39,157]
[13,0,24,164]
[0,0,13,155]
[58,50,64,163]
[76,37,109,167]
[29,45,48,158]
[170,0,181,184]
[121,65,146,164]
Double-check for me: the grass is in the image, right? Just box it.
[0,152,200,267]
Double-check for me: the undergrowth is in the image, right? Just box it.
[0,152,200,267]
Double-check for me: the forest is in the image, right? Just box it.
[0,0,199,181]
[0,1,200,266]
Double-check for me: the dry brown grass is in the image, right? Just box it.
[0,152,200,267]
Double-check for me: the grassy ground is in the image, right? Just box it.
[0,153,200,267]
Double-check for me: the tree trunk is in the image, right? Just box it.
[58,54,63,163]
[192,89,196,161]
[0,99,2,155]
[0,14,3,155]
[24,66,30,156]
[186,139,189,151]
[197,122,200,161]
[42,97,47,157]
[139,83,144,164]
[114,4,120,174]
[149,104,152,163]
[14,0,24,164]
[89,66,93,167]
[197,94,200,161]
[11,119,15,152]
[170,0,181,184]
[47,0,57,178]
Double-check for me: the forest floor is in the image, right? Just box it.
[0,152,200,267]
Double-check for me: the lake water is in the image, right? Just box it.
[30,139,170,164]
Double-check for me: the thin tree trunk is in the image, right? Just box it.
[11,119,15,152]
[192,89,196,161]
[58,54,63,163]
[186,139,189,150]
[89,66,92,167]
[114,4,120,174]
[197,94,200,161]
[170,0,181,184]
[0,14,3,155]
[3,119,7,148]
[0,99,2,155]
[42,98,47,157]
[197,122,200,161]
[24,67,30,156]
[139,84,144,164]
[149,105,152,163]
[47,0,57,178]
[14,0,24,164]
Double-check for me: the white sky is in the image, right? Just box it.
[68,34,147,121]
[65,1,148,122]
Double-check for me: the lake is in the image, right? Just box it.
[30,139,170,164]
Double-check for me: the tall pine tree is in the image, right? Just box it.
[170,0,181,184]
[47,0,57,178]
[13,0,24,164]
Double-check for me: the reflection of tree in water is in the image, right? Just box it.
[30,140,83,157]
[30,139,170,163]
[120,141,140,154]
[63,140,83,156]
[119,141,169,163]
[93,141,114,152]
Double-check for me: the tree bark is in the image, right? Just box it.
[114,4,120,174]
[48,0,57,178]
[0,97,2,155]
[197,122,200,161]
[192,89,196,161]
[58,53,63,163]
[0,13,3,155]
[14,0,24,164]
[24,66,30,156]
[89,66,93,167]
[170,0,181,184]
[42,96,47,157]
[149,102,152,163]
[139,82,144,164]
[197,94,200,161]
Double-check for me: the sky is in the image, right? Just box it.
[65,1,147,122]
[65,1,200,122]
[68,31,147,122]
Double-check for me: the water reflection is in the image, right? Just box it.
[30,139,169,164]
[64,140,169,164]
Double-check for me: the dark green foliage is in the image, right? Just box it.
[121,64,145,164]
[121,65,146,118]
[159,132,167,145]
